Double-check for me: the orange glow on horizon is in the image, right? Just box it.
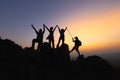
[54,6,120,53]
[19,6,120,55]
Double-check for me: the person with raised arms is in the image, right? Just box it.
[31,24,45,51]
[43,24,57,48]
[56,25,67,48]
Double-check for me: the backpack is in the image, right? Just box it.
[77,40,82,46]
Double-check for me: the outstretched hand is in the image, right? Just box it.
[66,27,67,29]
[56,25,59,27]
[43,24,46,27]
[72,38,74,42]
[31,24,33,27]
[31,24,35,29]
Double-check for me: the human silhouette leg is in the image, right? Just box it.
[37,43,40,52]
[57,38,61,48]
[32,39,36,49]
[37,42,42,52]
[48,39,51,47]
[76,47,80,55]
[62,38,64,44]
[70,46,75,53]
[52,40,55,48]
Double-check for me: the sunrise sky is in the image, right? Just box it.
[0,0,120,66]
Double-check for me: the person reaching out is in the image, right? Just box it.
[56,25,67,48]
[43,24,57,48]
[70,36,82,55]
[31,24,45,51]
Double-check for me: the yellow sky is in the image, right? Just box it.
[1,0,120,58]
[54,6,120,52]
[19,5,120,55]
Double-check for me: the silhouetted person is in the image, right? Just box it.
[31,24,45,51]
[43,24,57,48]
[70,37,82,55]
[56,25,67,48]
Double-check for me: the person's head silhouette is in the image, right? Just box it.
[61,29,64,32]
[75,36,78,40]
[50,27,53,31]
[39,29,42,33]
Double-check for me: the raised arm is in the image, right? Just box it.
[57,25,60,32]
[31,24,38,34]
[72,38,75,42]
[43,24,50,31]
[64,27,67,31]
[42,25,45,33]
[53,25,57,32]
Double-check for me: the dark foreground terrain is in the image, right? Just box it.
[0,38,120,80]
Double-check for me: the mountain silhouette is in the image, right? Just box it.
[0,38,120,80]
